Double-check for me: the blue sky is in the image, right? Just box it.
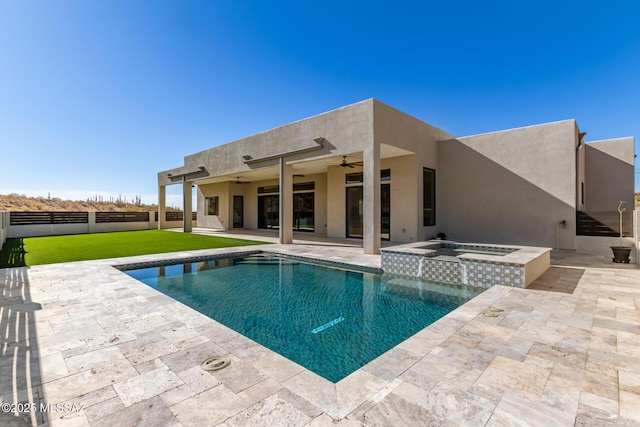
[1,1,639,207]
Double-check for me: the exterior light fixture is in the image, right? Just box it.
[243,155,253,161]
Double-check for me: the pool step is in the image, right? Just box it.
[236,257,299,266]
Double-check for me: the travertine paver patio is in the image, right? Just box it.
[1,242,640,426]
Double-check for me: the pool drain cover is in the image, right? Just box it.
[201,356,230,371]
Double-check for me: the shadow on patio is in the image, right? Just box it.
[0,267,47,426]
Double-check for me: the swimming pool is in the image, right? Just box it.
[122,253,483,382]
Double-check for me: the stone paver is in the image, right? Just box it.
[1,235,640,426]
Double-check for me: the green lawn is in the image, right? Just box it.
[0,230,267,268]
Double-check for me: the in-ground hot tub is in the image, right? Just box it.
[381,240,551,289]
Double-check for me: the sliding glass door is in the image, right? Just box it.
[258,193,315,232]
[294,193,314,232]
[346,186,363,238]
[381,184,390,240]
[258,195,279,229]
[346,184,390,240]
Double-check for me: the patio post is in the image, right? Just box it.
[158,184,166,230]
[279,157,293,244]
[183,179,192,233]
[363,142,381,254]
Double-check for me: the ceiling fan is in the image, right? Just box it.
[339,156,363,168]
[235,177,250,184]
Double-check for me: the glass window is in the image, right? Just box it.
[294,182,315,192]
[258,185,279,194]
[346,170,390,184]
[206,196,219,216]
[346,172,363,184]
[423,168,435,226]
[258,182,315,193]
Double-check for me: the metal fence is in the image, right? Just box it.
[4,211,196,239]
[95,212,150,223]
[9,211,89,225]
[154,211,198,222]
[9,211,195,225]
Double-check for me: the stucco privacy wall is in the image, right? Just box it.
[636,210,640,265]
[4,215,189,238]
[584,137,635,211]
[576,235,636,259]
[0,211,8,248]
[437,120,579,249]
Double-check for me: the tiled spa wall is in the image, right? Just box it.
[381,250,525,288]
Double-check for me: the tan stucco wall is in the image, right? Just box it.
[312,174,328,235]
[382,155,419,242]
[326,166,346,238]
[197,183,230,229]
[524,251,551,286]
[178,100,453,245]
[372,100,453,154]
[372,101,452,241]
[576,235,635,258]
[584,137,635,211]
[159,99,377,186]
[438,120,579,249]
[326,155,426,242]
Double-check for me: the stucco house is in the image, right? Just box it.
[158,99,634,255]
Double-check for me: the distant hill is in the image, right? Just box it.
[0,194,180,212]
[3,192,638,212]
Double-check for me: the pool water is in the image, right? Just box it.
[427,243,517,258]
[123,254,482,382]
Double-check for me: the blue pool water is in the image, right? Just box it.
[123,253,482,382]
